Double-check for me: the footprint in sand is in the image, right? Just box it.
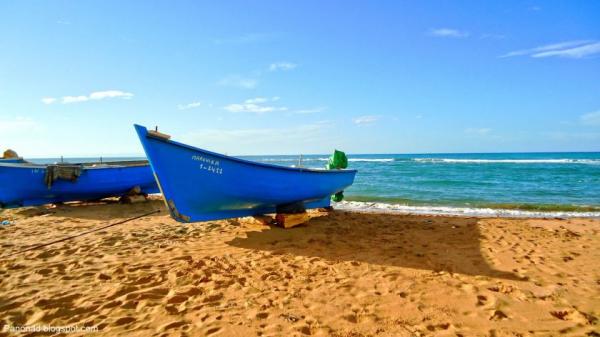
[343,314,358,323]
[489,310,508,321]
[163,304,181,315]
[114,316,136,326]
[35,249,60,259]
[157,320,187,332]
[96,272,111,280]
[550,309,597,325]
[426,323,451,331]
[100,300,122,310]
[203,293,224,305]
[298,325,313,335]
[562,255,574,262]
[166,294,188,305]
[105,285,139,300]
[36,268,53,276]
[488,283,514,294]
[205,326,222,335]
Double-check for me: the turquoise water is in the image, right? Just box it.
[245,152,600,215]
[28,152,600,216]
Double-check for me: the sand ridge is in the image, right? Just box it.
[0,197,599,336]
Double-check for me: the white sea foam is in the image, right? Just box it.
[348,158,394,162]
[413,158,600,165]
[312,158,394,162]
[258,158,299,162]
[335,201,600,218]
[258,157,395,162]
[413,158,600,164]
[258,157,600,164]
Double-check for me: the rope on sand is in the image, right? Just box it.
[3,209,161,258]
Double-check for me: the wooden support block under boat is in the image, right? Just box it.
[120,194,148,204]
[274,212,311,229]
[120,186,148,204]
[252,215,274,226]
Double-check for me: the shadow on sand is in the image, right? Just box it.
[228,210,519,280]
[9,198,166,221]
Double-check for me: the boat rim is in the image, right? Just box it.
[0,160,150,169]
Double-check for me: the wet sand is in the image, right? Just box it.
[0,197,598,336]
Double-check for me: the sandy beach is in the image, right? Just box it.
[0,197,598,337]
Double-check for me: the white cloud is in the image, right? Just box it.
[465,127,492,135]
[218,75,258,89]
[177,101,202,110]
[42,90,134,104]
[225,103,276,114]
[293,107,327,114]
[245,97,268,104]
[580,110,600,126]
[224,97,287,114]
[501,41,587,57]
[353,115,379,125]
[187,122,331,143]
[501,40,600,59]
[89,90,133,100]
[182,121,332,154]
[0,116,38,132]
[62,95,89,103]
[41,97,57,104]
[532,42,600,58]
[428,28,469,38]
[269,62,297,71]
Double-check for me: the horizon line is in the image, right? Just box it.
[19,150,600,159]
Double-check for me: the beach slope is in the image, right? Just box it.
[0,198,598,336]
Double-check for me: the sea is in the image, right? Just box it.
[28,152,600,218]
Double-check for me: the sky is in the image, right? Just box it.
[1,1,599,157]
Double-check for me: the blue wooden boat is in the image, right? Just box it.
[134,124,357,222]
[0,160,159,208]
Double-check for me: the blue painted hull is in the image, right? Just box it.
[0,161,159,208]
[134,124,357,222]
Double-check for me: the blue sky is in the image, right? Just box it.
[1,1,599,157]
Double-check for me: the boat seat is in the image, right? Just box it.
[44,164,83,188]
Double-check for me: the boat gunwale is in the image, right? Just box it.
[0,160,151,170]
[136,124,357,175]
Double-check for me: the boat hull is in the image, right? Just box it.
[134,124,357,222]
[0,162,160,208]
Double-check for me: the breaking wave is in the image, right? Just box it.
[335,201,600,218]
[257,157,395,163]
[347,158,394,162]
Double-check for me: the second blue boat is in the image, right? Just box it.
[0,160,159,208]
